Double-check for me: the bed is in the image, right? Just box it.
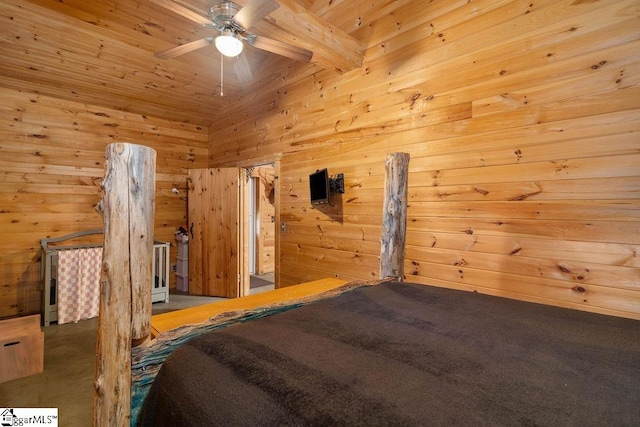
[135,280,640,426]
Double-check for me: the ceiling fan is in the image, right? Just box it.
[153,0,313,63]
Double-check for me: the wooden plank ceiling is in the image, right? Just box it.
[0,0,372,126]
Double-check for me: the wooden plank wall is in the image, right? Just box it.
[209,0,640,319]
[0,87,208,319]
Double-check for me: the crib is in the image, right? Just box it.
[40,229,170,327]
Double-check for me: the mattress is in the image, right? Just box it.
[138,281,640,426]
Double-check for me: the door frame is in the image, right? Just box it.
[239,158,280,296]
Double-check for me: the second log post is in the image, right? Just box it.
[379,152,410,281]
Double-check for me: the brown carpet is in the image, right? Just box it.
[139,281,640,426]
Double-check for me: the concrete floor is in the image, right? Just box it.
[0,275,273,426]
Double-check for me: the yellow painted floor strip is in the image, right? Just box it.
[151,278,347,336]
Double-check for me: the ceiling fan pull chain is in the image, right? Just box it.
[220,53,224,96]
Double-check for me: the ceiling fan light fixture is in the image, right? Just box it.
[215,31,243,57]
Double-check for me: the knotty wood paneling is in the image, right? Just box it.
[0,87,208,318]
[0,0,637,321]
[209,0,640,319]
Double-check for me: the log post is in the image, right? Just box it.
[380,152,410,281]
[94,143,156,426]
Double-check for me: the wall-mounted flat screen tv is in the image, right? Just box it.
[309,168,330,205]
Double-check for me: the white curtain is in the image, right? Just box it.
[56,247,102,324]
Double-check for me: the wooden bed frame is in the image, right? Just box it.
[150,277,347,337]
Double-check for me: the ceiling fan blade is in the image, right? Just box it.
[233,0,279,30]
[149,0,211,26]
[247,35,313,63]
[233,54,254,83]
[155,38,213,59]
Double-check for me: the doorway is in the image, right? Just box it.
[247,164,276,295]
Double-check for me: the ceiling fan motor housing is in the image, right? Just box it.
[210,1,243,32]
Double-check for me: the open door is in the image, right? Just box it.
[187,168,249,298]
